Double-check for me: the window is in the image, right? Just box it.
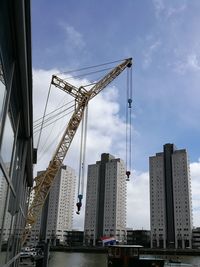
[0,168,16,265]
[0,169,9,253]
[0,113,15,171]
[0,60,7,130]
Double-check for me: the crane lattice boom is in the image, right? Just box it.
[23,58,132,243]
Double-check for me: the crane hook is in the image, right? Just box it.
[126,171,131,181]
[76,194,83,215]
[128,98,132,108]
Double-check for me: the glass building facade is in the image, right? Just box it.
[0,0,33,266]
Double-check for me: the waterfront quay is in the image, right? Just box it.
[141,248,200,256]
[50,246,200,256]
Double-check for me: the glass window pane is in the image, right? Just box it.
[0,168,9,265]
[4,210,12,248]
[0,169,8,228]
[0,61,7,129]
[0,249,6,265]
[0,113,14,171]
[5,211,16,263]
[1,190,15,264]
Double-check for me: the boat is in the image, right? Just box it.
[107,245,165,267]
[20,247,43,263]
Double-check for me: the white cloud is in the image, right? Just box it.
[152,0,165,18]
[127,171,150,229]
[152,0,186,19]
[173,53,200,74]
[187,54,200,71]
[59,22,85,49]
[143,40,161,69]
[166,4,186,18]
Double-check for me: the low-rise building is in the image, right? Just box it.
[192,228,200,249]
[65,231,84,246]
[127,230,150,247]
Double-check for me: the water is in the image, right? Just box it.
[49,252,107,267]
[49,252,200,267]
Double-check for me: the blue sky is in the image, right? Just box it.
[32,0,200,229]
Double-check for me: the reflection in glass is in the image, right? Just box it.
[0,114,14,171]
[0,168,9,265]
[0,169,8,228]
[0,61,6,129]
[1,184,15,263]
[4,209,14,263]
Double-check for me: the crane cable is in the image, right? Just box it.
[33,99,75,127]
[62,67,113,82]
[55,58,127,76]
[37,120,71,163]
[76,105,88,215]
[36,83,52,150]
[33,104,75,134]
[125,66,133,181]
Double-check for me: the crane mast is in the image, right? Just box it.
[23,58,132,242]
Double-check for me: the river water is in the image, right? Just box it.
[49,252,107,267]
[49,252,200,267]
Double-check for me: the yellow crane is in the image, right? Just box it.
[23,58,132,243]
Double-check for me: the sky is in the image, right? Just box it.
[31,0,200,230]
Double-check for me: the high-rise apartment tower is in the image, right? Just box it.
[29,165,76,245]
[149,144,193,249]
[84,153,127,245]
